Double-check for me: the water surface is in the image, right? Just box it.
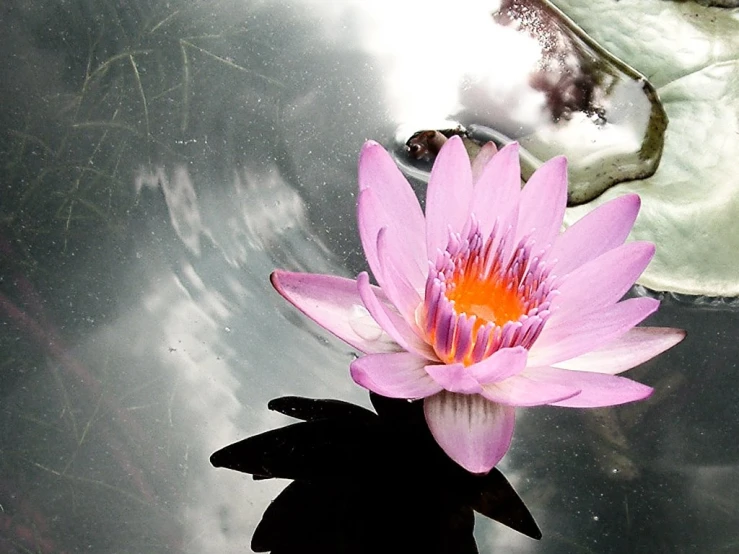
[1,1,737,552]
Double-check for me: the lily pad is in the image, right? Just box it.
[554,0,739,296]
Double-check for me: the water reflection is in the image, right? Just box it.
[211,395,541,552]
[0,0,738,552]
[304,0,666,204]
[1,148,359,552]
[127,163,364,551]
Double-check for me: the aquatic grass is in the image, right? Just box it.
[3,1,285,272]
[179,39,285,87]
[179,41,191,133]
[128,53,151,136]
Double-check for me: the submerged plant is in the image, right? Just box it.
[272,137,684,474]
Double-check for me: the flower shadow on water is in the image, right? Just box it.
[211,395,541,553]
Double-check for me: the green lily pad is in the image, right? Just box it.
[555,0,739,296]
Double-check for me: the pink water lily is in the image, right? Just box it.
[271,137,685,474]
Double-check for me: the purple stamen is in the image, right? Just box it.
[423,217,557,365]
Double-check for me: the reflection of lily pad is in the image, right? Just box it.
[493,0,668,205]
[555,0,739,296]
[393,0,668,205]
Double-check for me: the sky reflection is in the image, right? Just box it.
[86,160,365,551]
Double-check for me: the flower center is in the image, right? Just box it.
[446,272,525,330]
[422,217,556,366]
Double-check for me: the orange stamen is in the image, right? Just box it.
[447,274,524,332]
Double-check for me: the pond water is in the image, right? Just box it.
[1,1,738,552]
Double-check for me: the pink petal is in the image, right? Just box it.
[528,297,660,367]
[550,194,641,277]
[357,140,427,290]
[549,241,655,325]
[516,156,568,250]
[425,136,473,259]
[375,227,424,329]
[358,142,426,230]
[425,363,483,394]
[350,352,443,399]
[271,270,398,354]
[554,327,686,375]
[480,373,580,406]
[357,272,436,360]
[357,188,426,292]
[470,141,498,184]
[424,391,516,474]
[468,346,529,384]
[525,366,653,408]
[470,142,521,243]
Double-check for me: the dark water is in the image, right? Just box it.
[1,1,738,552]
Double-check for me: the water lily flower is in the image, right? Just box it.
[271,137,685,474]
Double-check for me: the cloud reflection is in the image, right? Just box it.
[116,161,367,550]
[299,0,545,136]
[136,166,208,256]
